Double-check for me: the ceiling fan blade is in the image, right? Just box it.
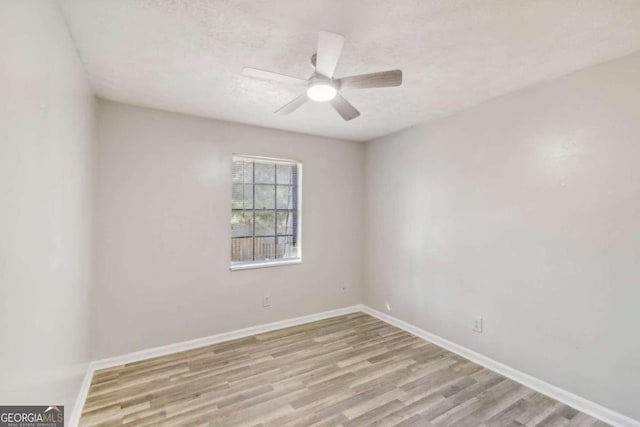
[315,30,345,78]
[337,69,403,90]
[242,67,307,85]
[330,93,360,121]
[275,93,308,115]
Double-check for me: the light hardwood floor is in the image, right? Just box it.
[80,313,607,426]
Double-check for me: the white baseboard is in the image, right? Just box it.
[69,305,362,426]
[69,363,94,427]
[70,304,639,427]
[360,305,640,427]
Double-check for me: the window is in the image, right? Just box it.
[230,155,301,270]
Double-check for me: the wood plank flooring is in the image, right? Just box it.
[80,313,607,426]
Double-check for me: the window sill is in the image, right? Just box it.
[230,258,302,271]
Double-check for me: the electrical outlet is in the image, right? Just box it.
[262,295,271,307]
[473,317,483,333]
[341,286,347,295]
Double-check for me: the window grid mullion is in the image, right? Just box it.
[292,166,297,246]
[274,164,278,259]
[252,161,256,261]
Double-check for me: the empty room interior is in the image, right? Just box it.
[2,1,640,426]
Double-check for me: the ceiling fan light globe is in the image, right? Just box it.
[306,84,337,102]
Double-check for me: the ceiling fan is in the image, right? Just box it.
[242,30,403,121]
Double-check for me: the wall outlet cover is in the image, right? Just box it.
[473,317,483,333]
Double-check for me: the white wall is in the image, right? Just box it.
[364,51,640,421]
[92,100,364,358]
[0,0,94,414]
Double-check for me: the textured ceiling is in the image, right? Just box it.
[58,0,640,141]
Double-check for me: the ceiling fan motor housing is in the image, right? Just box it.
[308,75,337,89]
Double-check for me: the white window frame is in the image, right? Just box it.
[230,155,302,271]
